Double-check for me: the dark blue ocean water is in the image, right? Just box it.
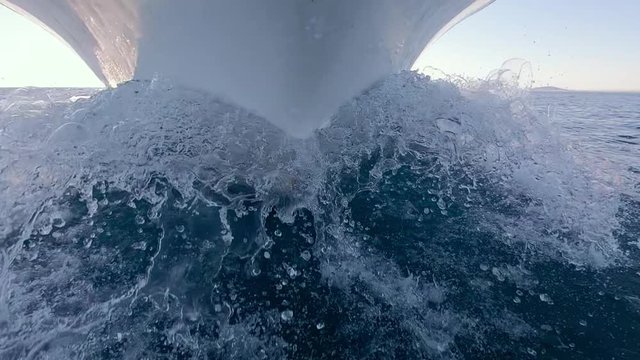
[0,75,639,359]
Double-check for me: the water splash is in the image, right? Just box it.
[0,72,637,359]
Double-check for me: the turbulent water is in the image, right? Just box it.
[0,73,639,359]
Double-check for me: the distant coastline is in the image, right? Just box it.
[529,86,640,95]
[530,86,569,92]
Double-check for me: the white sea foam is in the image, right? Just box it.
[0,71,631,358]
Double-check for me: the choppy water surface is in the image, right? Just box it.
[532,91,640,193]
[0,76,639,359]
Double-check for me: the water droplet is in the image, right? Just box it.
[135,215,145,225]
[316,322,325,330]
[539,293,553,304]
[175,225,185,233]
[301,250,311,261]
[280,310,294,321]
[274,229,282,237]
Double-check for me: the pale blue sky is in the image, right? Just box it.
[1,1,639,91]
[416,0,640,92]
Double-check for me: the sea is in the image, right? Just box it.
[0,73,638,359]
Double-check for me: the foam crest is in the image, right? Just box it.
[320,71,624,267]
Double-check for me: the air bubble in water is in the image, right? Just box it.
[579,320,587,326]
[39,223,53,236]
[316,321,325,330]
[287,266,298,278]
[52,217,66,228]
[274,229,282,237]
[175,224,185,233]
[264,251,271,259]
[539,293,553,304]
[301,250,311,261]
[281,310,294,321]
[135,215,145,225]
[303,234,314,244]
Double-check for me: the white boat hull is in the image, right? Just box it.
[1,0,492,136]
